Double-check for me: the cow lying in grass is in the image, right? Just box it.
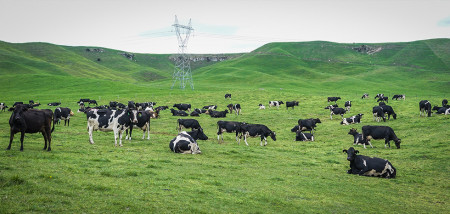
[343,147,396,178]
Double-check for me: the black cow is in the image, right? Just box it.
[297,118,321,133]
[125,110,158,141]
[177,119,201,132]
[374,94,384,99]
[348,128,369,148]
[325,105,346,120]
[190,111,200,117]
[286,101,299,109]
[0,103,8,112]
[432,106,449,114]
[7,104,54,151]
[382,105,397,120]
[47,102,61,106]
[268,101,284,109]
[343,147,396,178]
[13,102,24,107]
[419,100,432,117]
[377,96,389,103]
[128,101,136,109]
[344,101,351,112]
[173,103,191,112]
[341,114,364,125]
[327,97,341,103]
[89,100,98,106]
[187,128,209,141]
[227,104,241,115]
[169,131,202,154]
[209,110,229,118]
[217,121,244,142]
[361,93,369,99]
[295,131,314,141]
[372,106,386,122]
[109,101,118,108]
[54,107,74,126]
[392,95,405,100]
[225,93,232,99]
[378,102,386,106]
[203,105,217,110]
[443,99,448,107]
[78,98,90,104]
[361,125,401,149]
[117,103,126,109]
[239,124,276,146]
[170,108,188,116]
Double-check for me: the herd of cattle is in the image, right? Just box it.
[1,94,448,179]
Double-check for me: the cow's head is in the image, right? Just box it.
[189,142,202,154]
[196,128,208,140]
[348,128,357,135]
[392,113,397,119]
[12,104,29,124]
[357,113,364,118]
[314,118,322,123]
[270,131,277,141]
[395,139,401,149]
[379,102,386,106]
[291,125,299,132]
[127,108,138,124]
[279,101,284,104]
[343,147,358,161]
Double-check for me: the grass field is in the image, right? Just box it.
[0,39,449,213]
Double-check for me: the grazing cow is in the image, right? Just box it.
[374,94,384,99]
[169,131,202,154]
[0,103,8,112]
[89,100,98,106]
[208,109,229,118]
[442,99,448,107]
[7,104,54,151]
[239,124,276,146]
[177,119,201,132]
[224,93,231,99]
[297,118,321,133]
[362,125,401,149]
[361,93,369,99]
[341,114,364,125]
[54,107,74,126]
[419,100,432,117]
[86,108,138,147]
[372,106,386,122]
[382,105,397,120]
[259,104,265,109]
[295,131,314,141]
[269,101,284,109]
[203,105,217,110]
[344,101,351,112]
[47,102,61,106]
[286,101,299,110]
[377,96,389,103]
[217,121,244,142]
[227,104,241,115]
[343,147,396,178]
[325,105,346,120]
[432,106,450,114]
[170,108,188,116]
[187,128,209,141]
[327,97,341,103]
[173,103,191,112]
[125,110,158,140]
[348,128,369,148]
[392,94,405,100]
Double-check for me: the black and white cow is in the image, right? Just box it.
[170,108,189,116]
[0,103,8,112]
[7,104,54,151]
[327,97,341,103]
[177,119,201,132]
[190,111,200,117]
[227,104,241,115]
[203,105,217,111]
[224,94,232,99]
[374,94,384,99]
[239,124,276,146]
[376,96,389,103]
[208,110,229,118]
[348,128,369,148]
[125,110,158,140]
[372,106,386,122]
[54,107,74,126]
[295,131,314,141]
[361,125,401,149]
[343,147,396,178]
[169,131,202,154]
[47,102,61,106]
[259,104,265,110]
[432,106,450,114]
[344,101,351,112]
[186,128,208,141]
[194,108,207,114]
[325,105,346,120]
[419,100,432,117]
[392,95,405,100]
[269,101,284,109]
[341,114,363,125]
[382,105,397,120]
[297,118,321,133]
[155,106,169,112]
[173,103,191,112]
[361,93,369,99]
[78,98,90,104]
[217,121,244,142]
[86,108,138,147]
[286,101,299,110]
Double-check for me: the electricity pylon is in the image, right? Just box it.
[171,15,194,90]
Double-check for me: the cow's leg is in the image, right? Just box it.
[311,136,314,142]
[88,124,95,144]
[7,131,14,150]
[244,134,249,146]
[367,140,373,148]
[146,122,150,140]
[20,131,25,151]
[42,131,48,150]
[330,112,333,120]
[45,127,52,151]
[385,138,391,148]
[118,130,124,147]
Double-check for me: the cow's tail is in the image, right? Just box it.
[51,115,55,133]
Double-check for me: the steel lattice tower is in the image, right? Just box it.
[171,15,194,90]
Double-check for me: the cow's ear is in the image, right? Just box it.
[355,150,359,154]
[342,149,347,153]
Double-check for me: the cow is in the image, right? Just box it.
[190,111,200,117]
[432,106,449,114]
[392,94,405,100]
[89,100,98,106]
[217,121,244,142]
[194,108,207,114]
[446,108,450,115]
[208,110,229,118]
[78,98,90,104]
[116,103,126,109]
[372,106,386,122]
[224,94,232,99]
[343,147,396,178]
[47,102,61,106]
[297,118,321,133]
[227,104,241,115]
[173,103,191,112]
[0,103,8,112]
[259,104,265,110]
[128,101,136,109]
[344,101,351,112]
[419,100,432,117]
[361,125,401,149]
[203,105,217,110]
[341,114,364,125]
[109,101,118,108]
[187,128,209,141]
[361,93,369,99]
[382,105,397,120]
[378,102,386,106]
[170,108,188,116]
[125,110,158,141]
[238,124,276,146]
[7,104,54,151]
[155,106,169,112]
[348,128,369,148]
[268,101,284,109]
[177,119,201,133]
[13,102,24,107]
[374,94,384,99]
[442,99,448,107]
[295,131,314,141]
[327,97,341,103]
[169,131,202,154]
[286,101,299,110]
[86,108,138,147]
[54,107,74,126]
[325,105,346,120]
[377,96,389,103]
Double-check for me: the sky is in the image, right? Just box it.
[0,0,449,54]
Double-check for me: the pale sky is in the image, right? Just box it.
[0,0,449,54]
